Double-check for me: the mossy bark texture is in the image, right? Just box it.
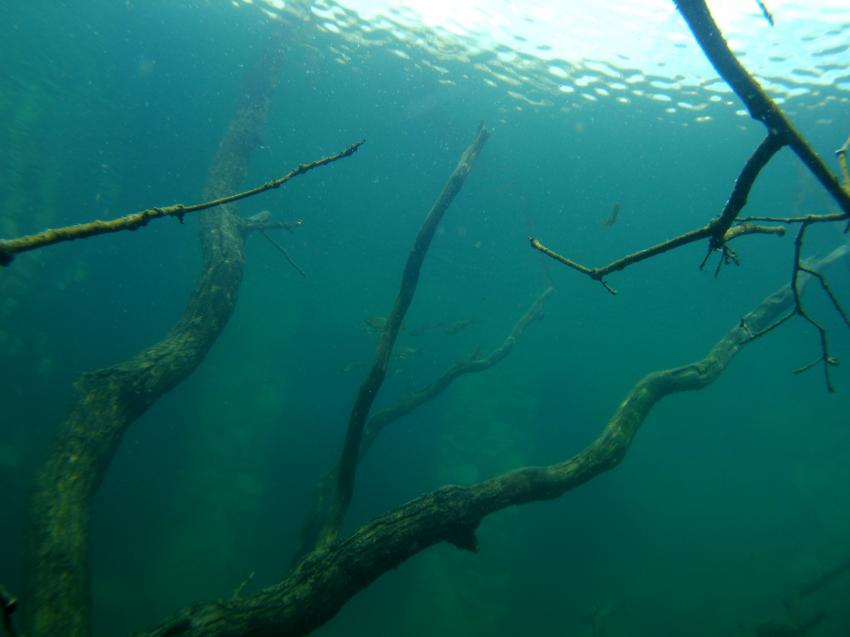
[136,246,846,637]
[24,38,285,637]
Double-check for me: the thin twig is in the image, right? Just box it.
[259,229,306,277]
[754,0,774,26]
[738,212,846,224]
[799,265,850,327]
[837,135,850,188]
[790,223,837,391]
[741,310,795,344]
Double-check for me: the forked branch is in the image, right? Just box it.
[134,246,848,637]
[315,124,491,548]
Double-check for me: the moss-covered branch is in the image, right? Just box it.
[134,245,848,637]
[0,142,361,266]
[23,37,290,637]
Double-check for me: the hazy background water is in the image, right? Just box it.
[1,1,849,635]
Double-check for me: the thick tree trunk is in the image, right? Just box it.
[23,34,285,637]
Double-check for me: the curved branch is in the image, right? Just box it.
[135,247,849,637]
[361,286,554,456]
[530,134,783,290]
[24,38,289,637]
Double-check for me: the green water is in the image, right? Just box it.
[1,1,849,635]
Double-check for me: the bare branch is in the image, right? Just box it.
[258,229,307,278]
[316,124,491,548]
[674,0,850,215]
[0,141,363,266]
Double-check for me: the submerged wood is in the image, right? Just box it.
[315,124,491,548]
[533,1,849,291]
[136,246,849,637]
[23,37,287,637]
[673,0,850,215]
[294,286,553,562]
[0,142,361,266]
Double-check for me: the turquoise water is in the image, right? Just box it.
[1,1,849,635]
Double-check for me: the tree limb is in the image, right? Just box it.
[316,123,491,548]
[293,286,553,562]
[23,36,290,637]
[134,245,848,637]
[0,143,361,266]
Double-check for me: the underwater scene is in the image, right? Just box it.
[1,0,849,635]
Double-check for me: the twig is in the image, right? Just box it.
[754,0,774,26]
[258,229,307,278]
[292,287,553,563]
[738,212,846,224]
[0,141,364,265]
[530,135,785,290]
[799,265,850,327]
[790,223,838,391]
[741,310,794,344]
[360,287,554,458]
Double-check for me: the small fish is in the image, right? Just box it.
[442,318,477,335]
[602,202,620,227]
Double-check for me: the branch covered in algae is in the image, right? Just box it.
[293,286,553,562]
[23,34,295,637]
[315,123,491,549]
[0,141,362,266]
[134,247,849,637]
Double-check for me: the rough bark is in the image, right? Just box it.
[23,35,286,637]
[135,243,848,637]
[316,124,491,548]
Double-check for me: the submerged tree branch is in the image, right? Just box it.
[532,1,848,293]
[24,36,292,637]
[315,124,491,549]
[135,245,849,637]
[293,286,553,562]
[0,141,362,266]
[674,0,850,215]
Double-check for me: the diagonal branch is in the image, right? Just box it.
[361,286,554,457]
[0,141,362,266]
[673,0,850,215]
[315,124,491,548]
